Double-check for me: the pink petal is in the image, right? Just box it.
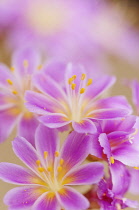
[25,91,63,115]
[63,162,104,185]
[60,131,91,174]
[35,124,59,166]
[4,186,46,209]
[72,119,97,134]
[0,64,15,88]
[12,47,40,78]
[18,115,39,147]
[58,187,89,210]
[0,163,44,185]
[12,137,39,173]
[39,113,70,128]
[32,192,60,210]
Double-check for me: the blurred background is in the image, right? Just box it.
[0,0,139,209]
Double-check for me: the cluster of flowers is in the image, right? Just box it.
[0,47,139,210]
[0,0,139,210]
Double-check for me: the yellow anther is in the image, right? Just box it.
[57,166,62,172]
[47,167,52,172]
[7,79,13,85]
[60,158,64,165]
[80,88,85,94]
[72,75,76,80]
[12,90,18,95]
[37,64,43,70]
[38,167,45,172]
[23,60,28,68]
[133,167,139,170]
[110,156,115,164]
[71,83,76,90]
[44,151,48,159]
[10,66,15,72]
[55,151,60,157]
[68,78,73,85]
[87,78,93,86]
[36,160,41,166]
[81,73,86,80]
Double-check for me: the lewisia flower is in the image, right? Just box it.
[0,125,104,210]
[85,164,138,210]
[25,63,132,134]
[0,47,41,144]
[90,116,139,167]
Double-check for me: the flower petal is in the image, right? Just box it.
[72,119,97,134]
[25,91,62,115]
[0,163,44,185]
[32,192,60,210]
[39,113,70,128]
[12,47,40,77]
[33,72,67,101]
[84,75,116,101]
[58,187,89,210]
[131,80,139,114]
[60,131,91,174]
[63,162,104,185]
[110,161,130,196]
[0,64,15,88]
[129,169,139,195]
[0,110,18,143]
[35,124,59,166]
[18,115,38,147]
[12,137,39,173]
[4,186,47,209]
[113,143,139,167]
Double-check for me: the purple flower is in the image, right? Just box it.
[85,162,138,210]
[0,125,104,210]
[25,63,131,134]
[90,115,139,167]
[0,47,41,144]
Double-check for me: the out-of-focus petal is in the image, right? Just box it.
[0,64,15,88]
[0,110,18,143]
[4,186,47,209]
[18,115,38,147]
[129,169,139,195]
[131,80,139,114]
[63,162,104,185]
[72,119,97,134]
[12,47,40,78]
[58,187,89,210]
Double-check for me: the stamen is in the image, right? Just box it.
[133,167,139,170]
[80,88,85,94]
[38,167,45,172]
[60,158,64,165]
[44,151,48,159]
[10,67,15,72]
[7,79,13,85]
[23,60,28,68]
[47,167,52,172]
[110,156,115,164]
[133,129,138,136]
[57,166,62,172]
[36,160,41,166]
[12,90,18,95]
[81,73,86,80]
[37,64,43,70]
[72,75,76,80]
[71,83,76,90]
[87,78,92,86]
[68,78,73,85]
[55,151,60,157]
